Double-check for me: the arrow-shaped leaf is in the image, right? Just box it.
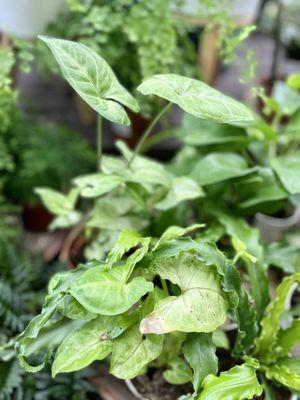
[39,36,139,125]
[138,74,254,126]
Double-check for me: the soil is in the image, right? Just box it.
[133,371,192,400]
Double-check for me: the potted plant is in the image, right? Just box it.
[15,37,300,399]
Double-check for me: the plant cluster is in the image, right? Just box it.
[15,37,300,399]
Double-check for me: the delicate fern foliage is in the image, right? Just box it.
[0,359,24,400]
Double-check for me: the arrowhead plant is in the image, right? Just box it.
[16,38,300,399]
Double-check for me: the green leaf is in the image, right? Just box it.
[35,188,78,215]
[217,213,269,322]
[255,273,300,363]
[191,153,253,186]
[110,323,163,379]
[277,319,300,357]
[236,167,289,209]
[73,173,124,198]
[198,363,263,400]
[15,294,63,372]
[271,152,300,194]
[212,329,229,350]
[154,224,204,250]
[265,242,299,274]
[106,229,144,266]
[287,73,300,90]
[140,252,227,334]
[265,357,300,391]
[163,358,193,385]
[39,36,139,125]
[70,252,153,315]
[138,74,254,126]
[49,210,82,230]
[155,177,204,210]
[116,141,171,188]
[57,295,97,321]
[183,333,218,392]
[143,237,240,310]
[174,114,247,146]
[52,317,115,376]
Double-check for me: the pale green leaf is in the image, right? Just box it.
[265,357,300,391]
[39,36,139,125]
[198,363,262,400]
[110,323,163,379]
[106,229,144,267]
[255,273,300,363]
[163,358,193,385]
[49,210,82,230]
[138,74,254,125]
[52,317,114,376]
[212,329,229,350]
[70,252,153,315]
[191,153,253,186]
[154,224,204,251]
[155,177,204,210]
[183,333,218,391]
[57,295,97,321]
[35,188,78,215]
[140,253,227,334]
[73,173,124,198]
[271,152,300,194]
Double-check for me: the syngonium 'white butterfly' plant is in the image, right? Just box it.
[15,37,300,399]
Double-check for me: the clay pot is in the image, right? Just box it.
[22,204,53,232]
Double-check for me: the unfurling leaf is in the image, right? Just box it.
[140,253,227,334]
[39,36,139,125]
[198,363,263,399]
[138,74,254,125]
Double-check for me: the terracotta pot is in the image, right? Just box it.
[22,204,53,232]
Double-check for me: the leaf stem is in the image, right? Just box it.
[160,277,169,296]
[128,103,172,166]
[97,114,102,171]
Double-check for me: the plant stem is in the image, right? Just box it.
[97,114,102,171]
[128,103,172,166]
[160,277,169,296]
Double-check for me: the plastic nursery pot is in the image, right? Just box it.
[255,207,300,243]
[0,0,67,39]
[22,203,53,232]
